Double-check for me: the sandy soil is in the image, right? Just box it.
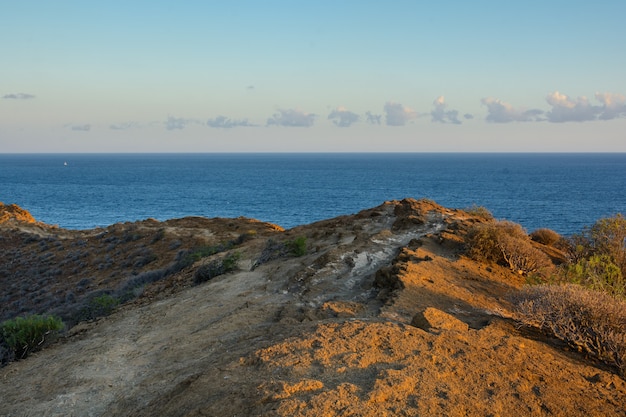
[1,199,624,416]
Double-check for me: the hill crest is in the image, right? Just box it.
[1,199,624,416]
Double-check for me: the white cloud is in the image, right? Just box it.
[384,102,418,126]
[69,124,91,131]
[365,111,382,125]
[328,106,359,127]
[545,91,598,122]
[207,116,256,128]
[266,109,315,127]
[110,121,140,130]
[431,96,461,124]
[594,92,626,120]
[481,97,543,123]
[2,93,35,100]
[165,116,198,130]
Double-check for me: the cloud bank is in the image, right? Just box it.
[365,111,382,125]
[110,121,140,130]
[207,116,256,128]
[431,96,461,124]
[267,109,315,127]
[546,91,626,122]
[165,116,199,130]
[69,124,91,131]
[481,97,544,123]
[2,93,35,100]
[384,102,418,126]
[328,107,359,127]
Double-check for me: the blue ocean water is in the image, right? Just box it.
[1,153,625,236]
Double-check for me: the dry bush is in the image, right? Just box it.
[512,284,626,376]
[463,204,494,220]
[466,221,553,275]
[530,228,562,247]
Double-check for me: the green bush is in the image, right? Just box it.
[466,220,553,275]
[288,236,307,257]
[512,284,626,376]
[194,252,241,284]
[562,214,626,297]
[563,255,625,298]
[569,214,626,275]
[77,293,120,321]
[0,314,64,360]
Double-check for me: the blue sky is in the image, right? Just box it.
[2,0,626,152]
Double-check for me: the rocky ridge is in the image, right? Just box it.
[0,199,624,416]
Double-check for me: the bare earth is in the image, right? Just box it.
[1,199,624,416]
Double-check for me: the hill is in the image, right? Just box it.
[1,199,624,416]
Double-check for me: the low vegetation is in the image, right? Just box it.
[529,228,564,247]
[0,314,64,364]
[253,236,308,269]
[463,204,494,220]
[465,220,553,276]
[465,213,626,376]
[512,284,626,376]
[194,252,241,284]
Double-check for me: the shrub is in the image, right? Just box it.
[512,284,626,376]
[466,220,553,275]
[463,204,494,220]
[253,236,308,269]
[288,236,307,257]
[563,255,625,298]
[0,314,64,360]
[560,214,626,296]
[569,214,626,277]
[76,293,120,321]
[194,252,241,284]
[530,228,562,247]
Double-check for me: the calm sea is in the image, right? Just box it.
[1,153,625,236]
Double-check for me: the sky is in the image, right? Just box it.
[2,0,626,152]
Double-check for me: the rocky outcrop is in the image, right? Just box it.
[0,202,36,224]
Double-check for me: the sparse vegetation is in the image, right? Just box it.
[463,204,494,220]
[253,236,308,269]
[0,314,64,362]
[194,252,241,284]
[512,284,626,376]
[77,293,120,321]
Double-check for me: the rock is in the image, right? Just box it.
[411,307,469,332]
[0,202,36,224]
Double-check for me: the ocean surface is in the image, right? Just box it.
[1,153,625,236]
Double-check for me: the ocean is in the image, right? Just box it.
[1,153,625,236]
